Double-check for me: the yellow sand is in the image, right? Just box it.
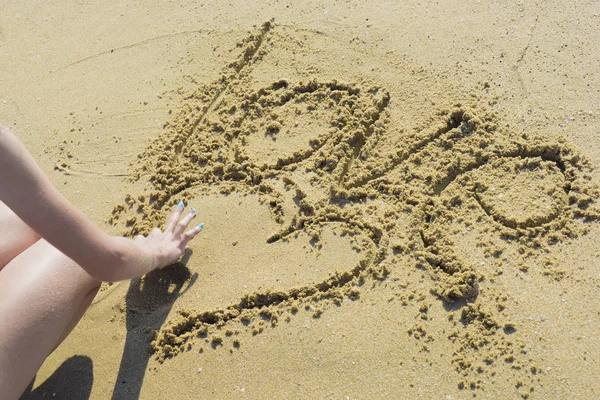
[2,1,600,399]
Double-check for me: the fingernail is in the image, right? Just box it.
[198,222,204,229]
[178,201,184,208]
[191,208,196,215]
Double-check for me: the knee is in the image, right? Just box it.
[40,240,102,291]
[0,204,40,269]
[0,125,13,140]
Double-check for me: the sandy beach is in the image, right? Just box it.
[2,1,600,398]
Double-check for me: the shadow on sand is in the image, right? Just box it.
[20,355,94,399]
[111,249,197,400]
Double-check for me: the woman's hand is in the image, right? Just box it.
[134,202,204,270]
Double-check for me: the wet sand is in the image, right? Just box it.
[2,1,600,399]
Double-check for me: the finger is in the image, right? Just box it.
[166,201,186,233]
[178,223,204,250]
[173,208,197,237]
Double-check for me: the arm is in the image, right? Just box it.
[0,126,201,281]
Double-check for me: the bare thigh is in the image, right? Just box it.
[0,239,101,400]
[0,200,39,269]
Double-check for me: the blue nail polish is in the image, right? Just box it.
[198,223,204,229]
[178,201,184,208]
[191,208,196,215]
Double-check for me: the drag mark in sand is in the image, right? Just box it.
[174,21,274,155]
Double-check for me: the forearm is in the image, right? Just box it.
[0,126,158,281]
[4,183,159,281]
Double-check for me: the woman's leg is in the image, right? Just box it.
[0,239,102,399]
